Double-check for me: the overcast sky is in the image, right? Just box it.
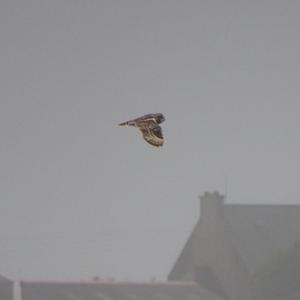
[0,0,299,282]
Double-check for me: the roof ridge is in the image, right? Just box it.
[21,280,197,286]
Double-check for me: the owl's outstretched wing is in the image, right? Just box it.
[138,120,164,147]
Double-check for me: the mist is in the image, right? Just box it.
[0,1,299,291]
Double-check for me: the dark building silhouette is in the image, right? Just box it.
[168,191,300,300]
[0,274,13,300]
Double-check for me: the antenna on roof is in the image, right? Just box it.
[224,174,228,200]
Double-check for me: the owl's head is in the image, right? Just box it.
[155,113,165,124]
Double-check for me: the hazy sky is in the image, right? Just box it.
[0,0,299,282]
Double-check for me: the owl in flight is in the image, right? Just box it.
[119,113,165,147]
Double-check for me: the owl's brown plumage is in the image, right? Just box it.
[119,113,165,147]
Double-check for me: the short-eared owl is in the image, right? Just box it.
[119,113,165,147]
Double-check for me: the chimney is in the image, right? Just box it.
[199,191,225,223]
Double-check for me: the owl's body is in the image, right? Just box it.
[119,113,165,147]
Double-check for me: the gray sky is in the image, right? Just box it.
[0,0,299,282]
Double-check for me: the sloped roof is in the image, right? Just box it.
[224,204,300,275]
[168,223,198,281]
[168,193,300,300]
[169,199,300,279]
[21,281,225,300]
[0,274,12,283]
